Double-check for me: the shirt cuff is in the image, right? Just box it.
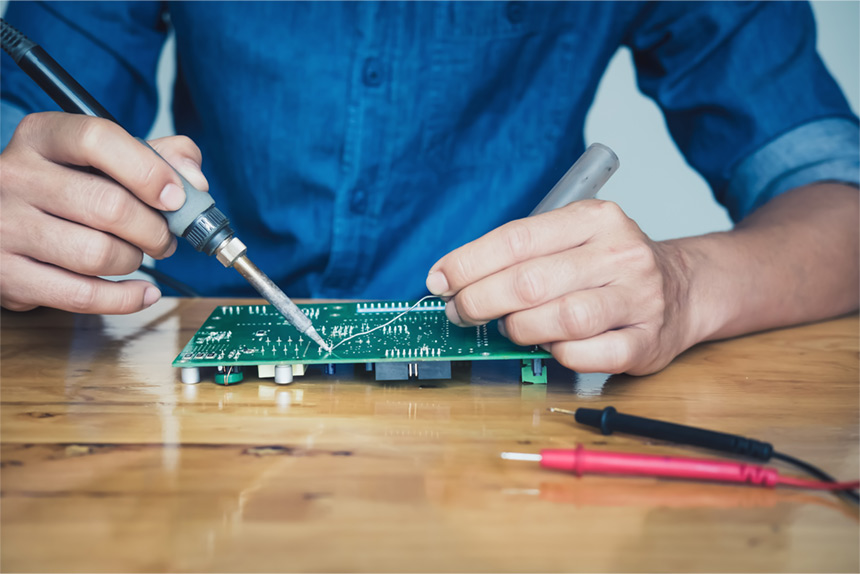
[725,117,860,222]
[1,100,27,151]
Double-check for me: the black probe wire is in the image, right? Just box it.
[771,450,860,503]
[566,406,860,504]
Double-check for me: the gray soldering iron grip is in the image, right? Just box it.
[529,143,620,217]
[136,138,215,237]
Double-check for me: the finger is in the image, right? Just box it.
[445,245,614,326]
[427,200,617,297]
[6,210,144,277]
[544,327,650,374]
[500,286,636,345]
[148,135,209,192]
[27,160,176,259]
[1,253,161,314]
[19,112,186,211]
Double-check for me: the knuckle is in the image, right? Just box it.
[3,299,36,312]
[14,113,43,139]
[553,346,579,371]
[450,255,472,288]
[171,135,197,156]
[503,315,529,345]
[594,199,625,222]
[455,289,482,323]
[77,118,110,155]
[504,222,534,260]
[116,249,144,276]
[68,280,98,313]
[604,340,634,374]
[617,241,656,272]
[558,299,593,338]
[513,264,546,306]
[150,135,202,167]
[96,187,132,229]
[83,235,120,274]
[148,223,175,258]
[112,287,142,314]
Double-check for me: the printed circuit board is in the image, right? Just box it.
[173,300,550,385]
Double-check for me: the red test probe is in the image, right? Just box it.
[501,445,860,491]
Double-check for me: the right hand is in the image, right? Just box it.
[0,112,209,314]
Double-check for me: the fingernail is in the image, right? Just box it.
[159,183,185,211]
[539,343,552,353]
[164,237,178,258]
[426,271,449,295]
[445,301,462,325]
[183,159,209,190]
[143,286,162,308]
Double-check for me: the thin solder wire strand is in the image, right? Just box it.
[327,295,442,353]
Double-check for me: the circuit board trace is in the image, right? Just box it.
[174,300,550,382]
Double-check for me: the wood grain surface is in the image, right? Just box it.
[1,298,858,573]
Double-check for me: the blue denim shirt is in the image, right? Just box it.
[2,1,858,298]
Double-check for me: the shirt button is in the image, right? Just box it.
[362,58,383,87]
[505,1,524,24]
[350,188,368,213]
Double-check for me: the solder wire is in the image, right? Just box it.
[327,295,442,353]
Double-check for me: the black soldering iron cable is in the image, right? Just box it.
[1,17,199,298]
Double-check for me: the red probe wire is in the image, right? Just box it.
[501,445,860,491]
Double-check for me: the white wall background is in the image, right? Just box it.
[4,1,858,242]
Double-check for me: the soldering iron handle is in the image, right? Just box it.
[575,406,774,461]
[0,18,234,256]
[529,143,620,216]
[135,139,235,255]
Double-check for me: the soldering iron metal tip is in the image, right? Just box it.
[306,328,331,352]
[547,407,577,416]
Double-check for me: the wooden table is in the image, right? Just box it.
[1,298,858,572]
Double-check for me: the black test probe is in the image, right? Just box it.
[0,18,330,351]
[550,406,860,502]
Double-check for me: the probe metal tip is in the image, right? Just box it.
[501,452,543,462]
[547,407,577,416]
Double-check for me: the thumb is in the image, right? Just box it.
[147,135,210,193]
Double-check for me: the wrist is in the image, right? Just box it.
[659,234,734,348]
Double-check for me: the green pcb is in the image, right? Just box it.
[173,299,550,375]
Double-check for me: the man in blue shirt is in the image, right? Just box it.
[1,1,858,374]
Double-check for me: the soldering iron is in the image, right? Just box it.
[0,18,330,352]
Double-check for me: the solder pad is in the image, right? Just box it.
[173,300,551,383]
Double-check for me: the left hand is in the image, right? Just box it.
[425,200,696,375]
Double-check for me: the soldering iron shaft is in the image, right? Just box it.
[232,256,328,350]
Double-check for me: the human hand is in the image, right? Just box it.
[425,200,695,375]
[0,112,209,314]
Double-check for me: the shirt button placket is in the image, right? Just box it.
[506,1,525,24]
[350,188,368,214]
[362,57,383,87]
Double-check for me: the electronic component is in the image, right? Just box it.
[173,300,550,384]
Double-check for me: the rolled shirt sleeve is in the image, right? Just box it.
[726,118,859,220]
[625,1,859,222]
